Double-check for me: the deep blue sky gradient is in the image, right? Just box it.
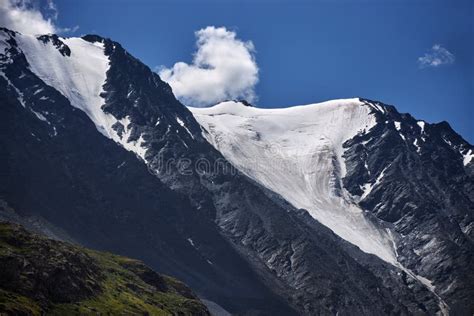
[54,0,473,142]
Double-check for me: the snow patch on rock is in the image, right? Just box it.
[177,116,194,139]
[462,149,473,166]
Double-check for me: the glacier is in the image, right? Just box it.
[189,99,399,265]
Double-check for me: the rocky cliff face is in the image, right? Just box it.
[343,99,474,314]
[1,27,472,315]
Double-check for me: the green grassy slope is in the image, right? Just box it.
[0,222,209,315]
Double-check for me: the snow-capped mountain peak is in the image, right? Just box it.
[0,29,153,160]
[189,99,399,263]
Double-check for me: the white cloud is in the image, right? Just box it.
[0,0,78,35]
[418,44,455,68]
[0,0,55,34]
[159,26,259,107]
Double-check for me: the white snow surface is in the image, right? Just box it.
[417,121,427,142]
[360,165,388,200]
[176,116,194,139]
[394,121,401,131]
[463,149,473,166]
[413,138,421,153]
[417,121,426,133]
[13,33,147,160]
[394,121,406,141]
[190,99,398,264]
[17,34,114,136]
[187,238,196,248]
[0,71,26,107]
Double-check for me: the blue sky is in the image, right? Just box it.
[4,0,473,142]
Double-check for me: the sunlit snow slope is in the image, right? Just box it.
[10,33,148,160]
[190,99,398,264]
